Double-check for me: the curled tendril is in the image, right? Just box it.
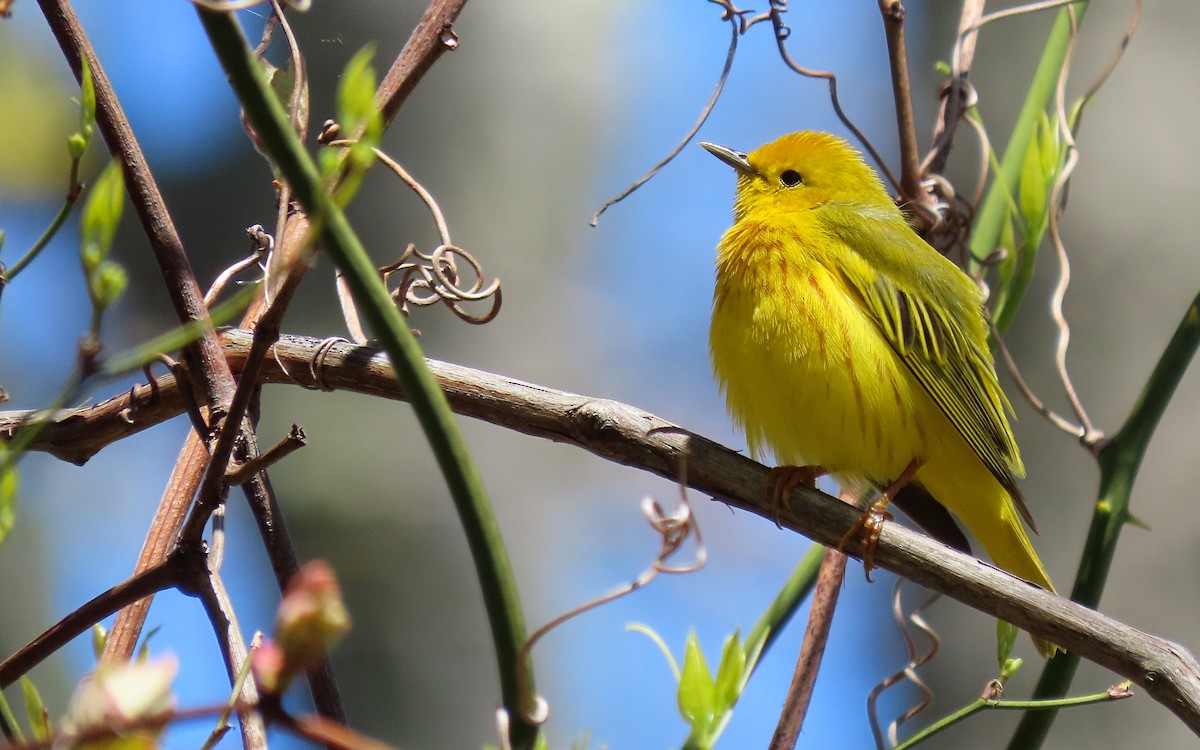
[866,579,941,749]
[513,477,705,725]
[918,174,976,266]
[190,0,310,12]
[380,243,502,325]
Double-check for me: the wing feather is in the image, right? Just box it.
[821,207,1035,529]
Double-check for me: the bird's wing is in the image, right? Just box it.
[838,244,1035,529]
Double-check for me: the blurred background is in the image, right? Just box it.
[1,1,1198,748]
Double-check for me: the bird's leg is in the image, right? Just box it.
[838,457,924,581]
[766,465,827,528]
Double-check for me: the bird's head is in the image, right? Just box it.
[701,131,894,223]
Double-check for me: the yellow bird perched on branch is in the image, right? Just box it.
[702,131,1057,657]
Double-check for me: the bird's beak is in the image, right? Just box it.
[700,142,757,176]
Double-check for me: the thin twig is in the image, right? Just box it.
[767,518,848,749]
[867,581,941,748]
[516,482,704,723]
[877,0,925,211]
[1044,7,1099,445]
[923,0,983,177]
[370,147,452,245]
[960,105,992,212]
[993,330,1085,439]
[204,226,270,307]
[195,570,267,750]
[374,0,469,129]
[226,424,307,484]
[1079,0,1142,104]
[0,550,197,689]
[766,0,899,191]
[590,2,739,225]
[37,0,235,408]
[972,0,1080,30]
[279,713,403,750]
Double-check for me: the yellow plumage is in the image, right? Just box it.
[704,131,1056,656]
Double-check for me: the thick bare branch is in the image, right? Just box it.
[6,328,1200,736]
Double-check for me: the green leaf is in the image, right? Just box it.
[79,56,96,143]
[267,58,308,137]
[996,619,1018,668]
[93,624,109,661]
[20,677,51,742]
[677,632,716,727]
[999,656,1023,682]
[67,133,88,161]
[68,59,96,160]
[1018,119,1048,235]
[79,160,125,274]
[1039,114,1060,178]
[0,464,16,548]
[327,44,381,206]
[137,625,162,663]
[626,622,681,680]
[89,260,128,309]
[98,280,259,377]
[0,688,25,744]
[713,630,746,709]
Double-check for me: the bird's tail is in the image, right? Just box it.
[949,480,1061,658]
[919,457,1060,658]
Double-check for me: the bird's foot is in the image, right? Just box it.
[838,498,894,581]
[765,465,826,529]
[838,457,924,581]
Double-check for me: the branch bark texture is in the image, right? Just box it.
[5,328,1200,736]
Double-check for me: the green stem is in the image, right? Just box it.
[1009,289,1200,748]
[744,542,825,661]
[676,545,823,750]
[193,10,537,748]
[3,195,78,282]
[900,683,1125,750]
[970,2,1088,334]
[0,686,21,744]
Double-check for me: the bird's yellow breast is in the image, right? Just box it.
[709,220,947,485]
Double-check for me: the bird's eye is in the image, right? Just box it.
[779,170,803,188]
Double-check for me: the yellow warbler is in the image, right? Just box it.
[702,131,1056,656]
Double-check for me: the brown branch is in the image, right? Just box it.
[36,0,235,408]
[280,713,401,750]
[196,570,267,749]
[102,435,207,661]
[924,0,984,177]
[765,1,899,191]
[36,0,259,699]
[8,328,1200,735]
[877,0,924,209]
[227,424,307,484]
[375,0,470,129]
[590,5,739,226]
[0,546,204,689]
[768,542,848,750]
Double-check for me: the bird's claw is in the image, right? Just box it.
[765,465,826,529]
[839,499,894,582]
